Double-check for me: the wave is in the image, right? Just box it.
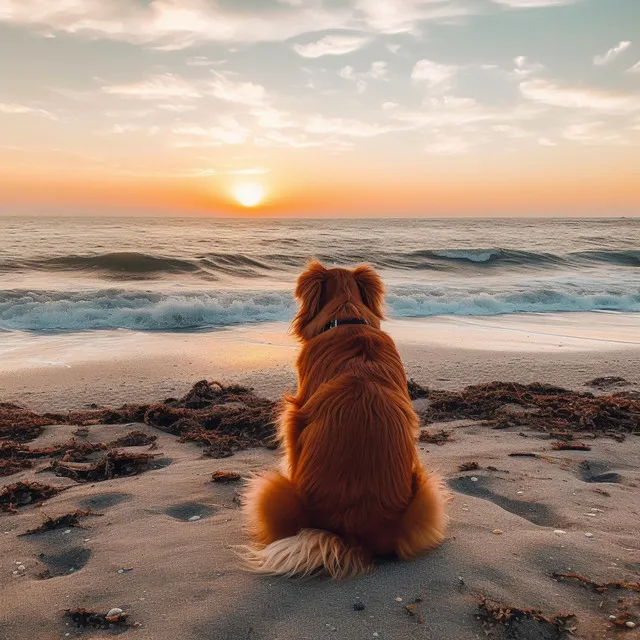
[1,285,638,332]
[1,248,637,281]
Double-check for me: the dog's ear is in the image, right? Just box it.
[353,264,385,319]
[292,260,328,338]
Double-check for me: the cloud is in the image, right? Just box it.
[172,116,250,147]
[0,0,478,50]
[520,78,640,113]
[411,59,458,92]
[305,115,394,138]
[209,72,268,107]
[250,107,297,129]
[512,55,544,78]
[627,61,640,74]
[186,56,226,67]
[593,41,632,66]
[563,121,629,145]
[491,0,584,7]
[0,102,57,119]
[293,35,369,58]
[425,135,476,155]
[538,137,557,146]
[338,61,388,93]
[102,74,202,100]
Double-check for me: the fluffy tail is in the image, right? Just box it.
[242,529,371,579]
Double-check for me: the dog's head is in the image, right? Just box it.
[291,260,385,341]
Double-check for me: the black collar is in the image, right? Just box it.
[321,318,368,334]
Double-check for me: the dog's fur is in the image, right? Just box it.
[242,261,448,578]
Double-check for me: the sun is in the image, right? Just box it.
[232,182,265,208]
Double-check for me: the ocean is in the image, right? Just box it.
[0,217,638,333]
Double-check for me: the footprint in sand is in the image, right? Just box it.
[38,547,92,578]
[578,460,622,484]
[448,476,559,527]
[164,501,216,522]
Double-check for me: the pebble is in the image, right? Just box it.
[591,508,604,513]
[395,597,403,602]
[17,565,25,571]
[585,513,597,517]
[517,491,524,495]
[188,515,201,522]
[373,634,379,638]
[585,533,594,538]
[554,530,567,535]
[626,622,636,629]
[492,529,504,535]
[609,615,617,621]
[353,602,365,611]
[106,608,123,618]
[470,477,479,482]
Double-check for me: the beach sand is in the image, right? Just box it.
[1,313,639,640]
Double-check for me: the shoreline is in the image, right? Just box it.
[1,312,639,411]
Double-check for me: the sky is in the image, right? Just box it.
[1,0,639,217]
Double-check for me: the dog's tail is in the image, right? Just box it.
[242,529,371,579]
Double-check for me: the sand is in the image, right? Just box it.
[1,314,640,639]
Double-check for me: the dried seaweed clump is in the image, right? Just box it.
[211,470,242,483]
[65,608,134,629]
[552,573,640,594]
[0,458,32,477]
[0,402,52,442]
[477,596,577,638]
[137,381,277,457]
[418,381,640,437]
[19,509,98,536]
[109,430,157,447]
[419,429,454,445]
[51,451,156,482]
[0,481,68,513]
[407,379,430,400]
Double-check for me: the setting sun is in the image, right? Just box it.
[232,182,265,208]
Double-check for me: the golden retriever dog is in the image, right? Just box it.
[242,261,448,578]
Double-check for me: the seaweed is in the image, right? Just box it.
[0,458,33,477]
[477,596,577,638]
[108,430,157,448]
[552,573,640,594]
[51,451,156,482]
[550,442,591,451]
[0,481,68,513]
[407,379,430,400]
[65,608,135,629]
[419,429,454,445]
[418,381,640,437]
[19,509,99,536]
[459,461,480,471]
[211,470,242,483]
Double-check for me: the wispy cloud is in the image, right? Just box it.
[209,73,268,107]
[172,116,250,147]
[593,41,632,66]
[411,59,458,92]
[0,0,479,50]
[563,121,628,145]
[102,74,202,100]
[520,78,640,113]
[293,35,369,58]
[627,60,640,74]
[491,0,584,7]
[0,102,58,119]
[339,61,388,93]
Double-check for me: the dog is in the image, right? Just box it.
[242,261,448,578]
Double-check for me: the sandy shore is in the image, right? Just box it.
[1,313,639,411]
[1,313,639,639]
